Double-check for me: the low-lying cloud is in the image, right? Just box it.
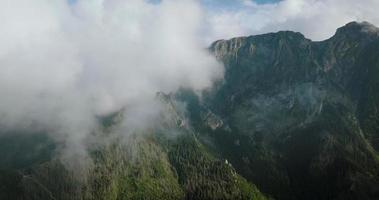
[0,0,223,165]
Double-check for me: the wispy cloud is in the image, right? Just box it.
[205,0,379,42]
[0,0,223,166]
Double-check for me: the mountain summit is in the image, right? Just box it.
[199,21,379,199]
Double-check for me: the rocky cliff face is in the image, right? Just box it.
[184,21,379,199]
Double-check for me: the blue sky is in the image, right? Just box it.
[202,0,280,7]
[254,0,280,4]
[68,0,281,10]
[200,0,282,12]
[139,0,281,7]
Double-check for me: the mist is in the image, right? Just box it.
[0,0,223,166]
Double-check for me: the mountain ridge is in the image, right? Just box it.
[194,21,379,199]
[1,21,379,200]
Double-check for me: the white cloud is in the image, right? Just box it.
[1,0,379,168]
[0,0,223,165]
[206,0,379,42]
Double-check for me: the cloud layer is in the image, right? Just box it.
[0,0,222,163]
[206,0,379,42]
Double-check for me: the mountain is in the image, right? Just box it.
[0,93,266,200]
[183,21,379,199]
[1,21,379,200]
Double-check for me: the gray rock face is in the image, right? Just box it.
[181,21,379,200]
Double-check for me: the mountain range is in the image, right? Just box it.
[1,21,379,200]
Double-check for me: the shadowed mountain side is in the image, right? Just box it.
[177,21,379,200]
[0,94,267,200]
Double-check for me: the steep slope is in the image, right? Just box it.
[180,21,379,200]
[0,94,267,200]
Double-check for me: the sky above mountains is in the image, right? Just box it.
[203,0,379,42]
[67,0,379,44]
[67,0,379,43]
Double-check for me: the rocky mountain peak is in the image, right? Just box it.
[334,21,379,38]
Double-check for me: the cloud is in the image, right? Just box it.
[0,0,223,166]
[2,0,378,169]
[206,0,379,42]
